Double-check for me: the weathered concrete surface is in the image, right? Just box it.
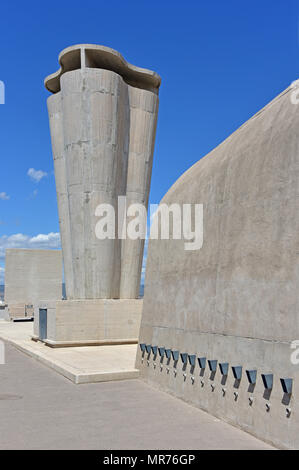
[0,321,139,384]
[4,249,62,309]
[46,45,160,300]
[137,84,299,449]
[33,299,142,346]
[0,342,274,449]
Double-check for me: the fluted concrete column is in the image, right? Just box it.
[45,45,160,300]
[119,87,159,298]
[47,94,74,298]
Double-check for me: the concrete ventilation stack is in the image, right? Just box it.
[46,45,160,300]
[35,45,161,346]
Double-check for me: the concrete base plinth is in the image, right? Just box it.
[0,322,139,384]
[33,299,142,347]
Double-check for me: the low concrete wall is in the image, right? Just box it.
[137,83,299,449]
[8,303,33,320]
[5,249,62,309]
[34,299,143,346]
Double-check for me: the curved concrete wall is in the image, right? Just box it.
[137,84,299,449]
[47,46,160,299]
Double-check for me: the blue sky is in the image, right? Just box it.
[0,0,298,282]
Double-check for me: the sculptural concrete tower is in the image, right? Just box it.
[34,45,161,346]
[46,44,160,300]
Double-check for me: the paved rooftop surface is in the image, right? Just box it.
[0,321,138,383]
[0,342,274,450]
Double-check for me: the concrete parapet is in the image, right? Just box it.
[137,83,299,449]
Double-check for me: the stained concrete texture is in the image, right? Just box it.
[138,83,299,449]
[0,343,274,450]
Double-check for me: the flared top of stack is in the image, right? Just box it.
[44,44,161,94]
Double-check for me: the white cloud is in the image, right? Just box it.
[27,168,47,183]
[0,267,4,283]
[0,232,61,263]
[29,233,60,244]
[0,192,10,200]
